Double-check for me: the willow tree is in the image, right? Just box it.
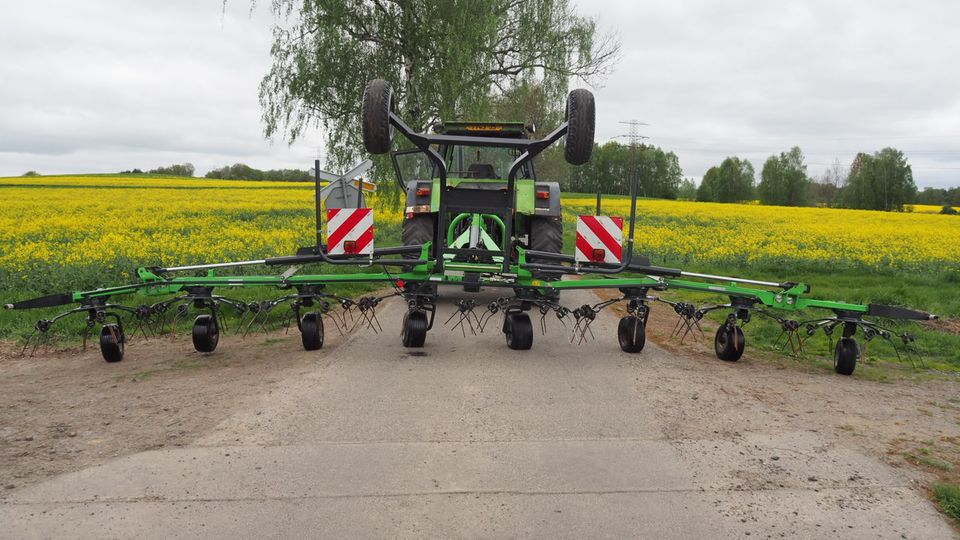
[259,0,619,167]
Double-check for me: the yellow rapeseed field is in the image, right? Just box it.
[562,195,960,272]
[1,177,957,289]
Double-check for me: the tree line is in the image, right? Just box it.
[117,163,313,182]
[690,146,954,213]
[544,142,683,199]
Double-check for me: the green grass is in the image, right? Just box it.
[907,453,957,471]
[934,484,960,522]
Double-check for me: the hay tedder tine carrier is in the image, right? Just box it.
[5,79,939,375]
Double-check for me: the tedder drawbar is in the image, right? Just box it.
[5,80,938,376]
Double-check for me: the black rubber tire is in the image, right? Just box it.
[192,314,220,353]
[504,312,534,350]
[99,324,125,363]
[300,312,324,351]
[564,88,595,165]
[618,315,646,353]
[362,78,394,154]
[833,337,859,376]
[401,214,436,260]
[402,310,428,348]
[528,216,563,262]
[714,324,745,362]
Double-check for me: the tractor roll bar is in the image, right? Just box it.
[388,112,571,274]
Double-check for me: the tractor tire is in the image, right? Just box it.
[362,79,395,154]
[618,315,646,353]
[528,216,563,261]
[192,314,220,353]
[504,312,534,350]
[300,312,324,351]
[564,88,595,165]
[402,310,428,348]
[714,324,745,362]
[402,214,435,252]
[401,214,435,270]
[833,337,859,376]
[99,324,125,363]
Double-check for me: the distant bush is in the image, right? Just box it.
[149,163,195,177]
[941,205,958,215]
[22,171,39,177]
[119,168,144,174]
[205,163,311,182]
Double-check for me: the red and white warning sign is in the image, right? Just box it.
[575,215,623,263]
[326,208,374,255]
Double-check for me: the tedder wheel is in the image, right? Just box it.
[300,312,324,351]
[833,337,860,376]
[617,315,646,353]
[504,312,534,350]
[192,314,220,353]
[362,78,395,154]
[99,324,125,363]
[714,324,745,362]
[402,310,428,348]
[564,88,595,165]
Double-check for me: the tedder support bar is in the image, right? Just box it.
[8,261,933,321]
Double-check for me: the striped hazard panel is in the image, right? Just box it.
[575,215,623,263]
[326,208,374,255]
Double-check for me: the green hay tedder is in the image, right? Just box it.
[5,80,938,375]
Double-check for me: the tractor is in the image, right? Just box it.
[392,121,565,275]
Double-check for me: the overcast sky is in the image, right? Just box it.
[1,1,958,187]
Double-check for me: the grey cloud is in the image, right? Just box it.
[1,1,957,187]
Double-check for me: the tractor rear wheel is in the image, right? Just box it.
[564,88,595,165]
[618,315,646,353]
[504,312,534,350]
[714,324,745,362]
[362,79,395,154]
[300,312,324,351]
[192,314,220,353]
[402,310,428,348]
[402,214,435,254]
[99,324,125,363]
[528,217,563,261]
[833,337,859,375]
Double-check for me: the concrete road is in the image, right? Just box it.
[1,289,954,538]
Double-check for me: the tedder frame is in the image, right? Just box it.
[5,79,938,376]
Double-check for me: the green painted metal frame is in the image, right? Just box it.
[52,244,866,318]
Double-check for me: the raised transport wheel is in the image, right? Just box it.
[361,79,395,154]
[192,314,220,353]
[618,315,646,353]
[714,324,745,362]
[99,323,125,363]
[402,310,428,348]
[564,88,596,165]
[300,312,324,351]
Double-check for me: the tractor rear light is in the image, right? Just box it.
[343,240,358,255]
[416,187,431,197]
[536,190,550,199]
[591,248,606,262]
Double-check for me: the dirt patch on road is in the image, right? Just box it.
[0,327,348,492]
[602,292,960,523]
